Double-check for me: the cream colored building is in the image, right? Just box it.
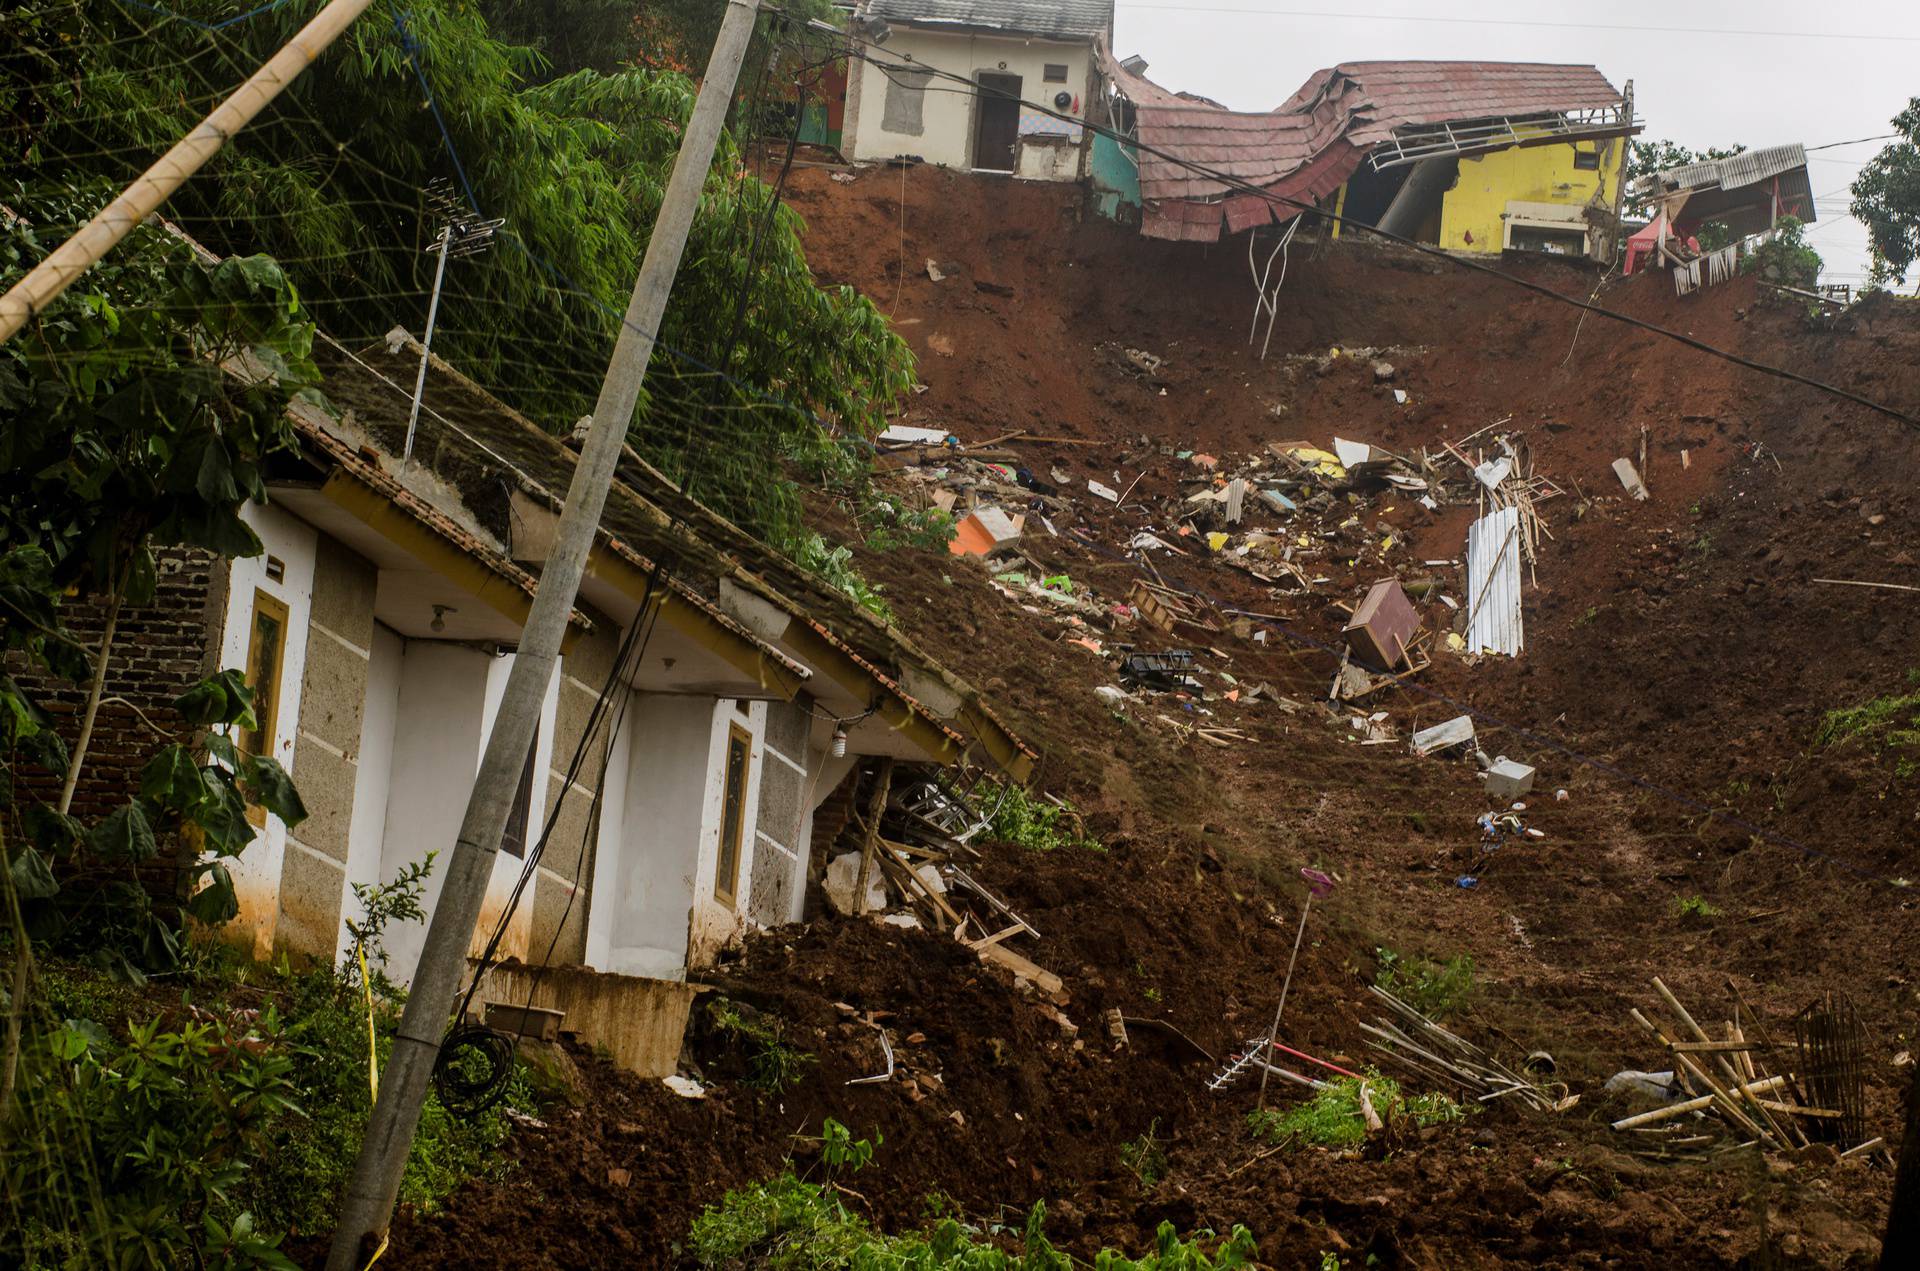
[844,0,1112,181]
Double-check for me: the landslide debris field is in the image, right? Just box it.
[393,167,1920,1268]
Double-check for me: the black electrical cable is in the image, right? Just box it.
[830,33,1920,429]
[435,570,662,1113]
[517,558,671,1012]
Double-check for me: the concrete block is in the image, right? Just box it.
[823,851,886,915]
[288,739,355,860]
[485,1002,565,1043]
[949,506,1023,557]
[1483,757,1537,800]
[273,842,346,962]
[297,632,368,754]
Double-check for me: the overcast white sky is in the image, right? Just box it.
[1109,0,1918,289]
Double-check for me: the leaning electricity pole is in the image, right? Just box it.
[324,0,762,1264]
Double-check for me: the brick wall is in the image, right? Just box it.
[3,546,223,906]
[6,546,222,823]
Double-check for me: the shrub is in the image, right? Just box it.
[4,853,528,1262]
[1374,947,1475,1020]
[2,1009,304,1269]
[1119,1119,1169,1191]
[794,532,892,622]
[1742,216,1823,289]
[707,997,816,1093]
[691,1174,1256,1269]
[238,967,527,1238]
[1246,1073,1469,1149]
[986,784,1099,853]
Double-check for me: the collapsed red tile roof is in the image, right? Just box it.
[1101,46,1627,243]
[288,410,595,635]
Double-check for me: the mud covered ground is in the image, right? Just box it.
[380,166,1919,1267]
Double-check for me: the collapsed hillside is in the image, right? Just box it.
[389,166,1920,1268]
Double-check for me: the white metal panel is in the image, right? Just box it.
[1465,506,1524,656]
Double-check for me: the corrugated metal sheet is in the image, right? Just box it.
[1101,48,1624,243]
[1657,144,1807,194]
[1465,506,1524,656]
[865,0,1113,40]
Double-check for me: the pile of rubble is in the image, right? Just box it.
[876,415,1564,752]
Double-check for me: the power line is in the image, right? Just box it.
[1111,3,1920,43]
[1806,133,1903,151]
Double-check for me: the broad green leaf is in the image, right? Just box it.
[8,844,59,900]
[23,804,83,856]
[15,723,69,778]
[194,432,241,503]
[186,861,239,926]
[138,743,203,809]
[88,801,157,862]
[205,731,241,770]
[241,754,307,827]
[195,773,256,855]
[175,669,254,729]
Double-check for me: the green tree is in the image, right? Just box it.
[1,183,311,986]
[1851,98,1920,286]
[6,0,909,547]
[1741,215,1823,289]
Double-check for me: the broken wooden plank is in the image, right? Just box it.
[852,758,894,918]
[946,866,1039,940]
[878,839,964,928]
[976,940,1065,1001]
[968,923,1025,952]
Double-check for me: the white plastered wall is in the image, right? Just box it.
[217,502,318,961]
[334,621,402,963]
[374,642,558,981]
[847,27,1092,177]
[593,695,765,980]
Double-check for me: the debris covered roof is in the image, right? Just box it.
[284,404,595,637]
[1645,143,1809,196]
[1101,47,1631,242]
[303,333,1035,776]
[861,0,1113,40]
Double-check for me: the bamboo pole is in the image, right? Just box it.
[1654,978,1801,1147]
[1611,1076,1790,1130]
[851,757,894,919]
[0,0,378,344]
[1633,1008,1775,1145]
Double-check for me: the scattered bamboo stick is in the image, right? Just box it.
[1611,1076,1789,1130]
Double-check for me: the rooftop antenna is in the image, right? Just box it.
[403,177,503,461]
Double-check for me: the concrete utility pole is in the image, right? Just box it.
[323,0,762,1264]
[0,0,376,345]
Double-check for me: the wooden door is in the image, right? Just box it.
[973,72,1022,173]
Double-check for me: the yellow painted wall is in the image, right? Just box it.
[1438,137,1623,254]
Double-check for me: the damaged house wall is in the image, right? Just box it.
[845,0,1112,178]
[846,26,1097,178]
[271,534,377,961]
[1435,135,1624,257]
